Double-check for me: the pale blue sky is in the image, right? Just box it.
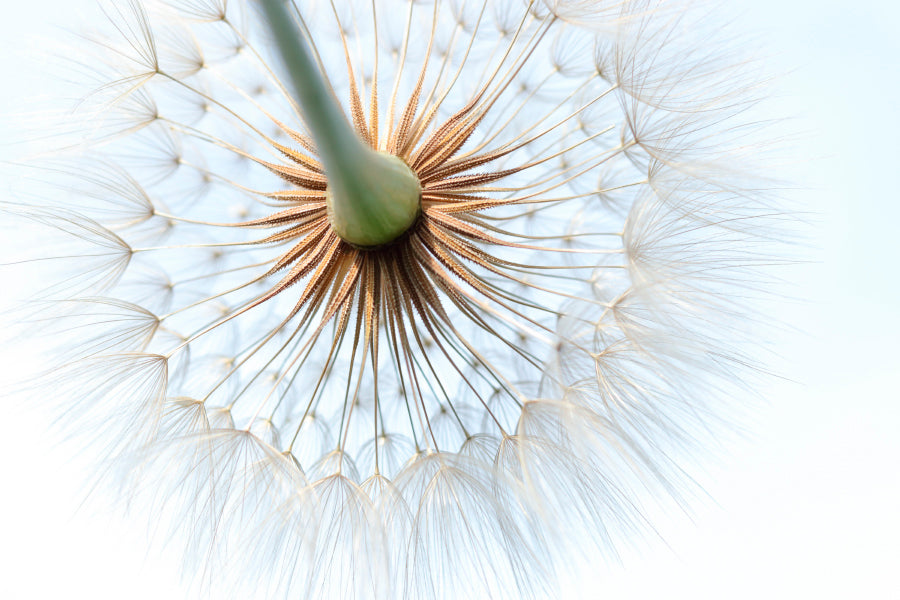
[1,1,897,599]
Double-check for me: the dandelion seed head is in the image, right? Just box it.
[2,0,788,598]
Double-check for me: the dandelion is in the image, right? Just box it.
[3,0,784,598]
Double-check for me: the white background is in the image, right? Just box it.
[1,1,898,599]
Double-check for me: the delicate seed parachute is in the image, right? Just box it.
[2,0,785,598]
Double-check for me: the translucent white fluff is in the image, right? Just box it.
[2,0,785,598]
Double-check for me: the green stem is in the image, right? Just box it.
[259,0,421,248]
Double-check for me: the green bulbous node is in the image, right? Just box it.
[325,152,422,248]
[257,0,422,249]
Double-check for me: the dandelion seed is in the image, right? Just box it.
[3,0,786,598]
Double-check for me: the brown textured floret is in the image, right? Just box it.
[241,75,549,448]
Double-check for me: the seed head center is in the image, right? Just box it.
[324,151,422,249]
